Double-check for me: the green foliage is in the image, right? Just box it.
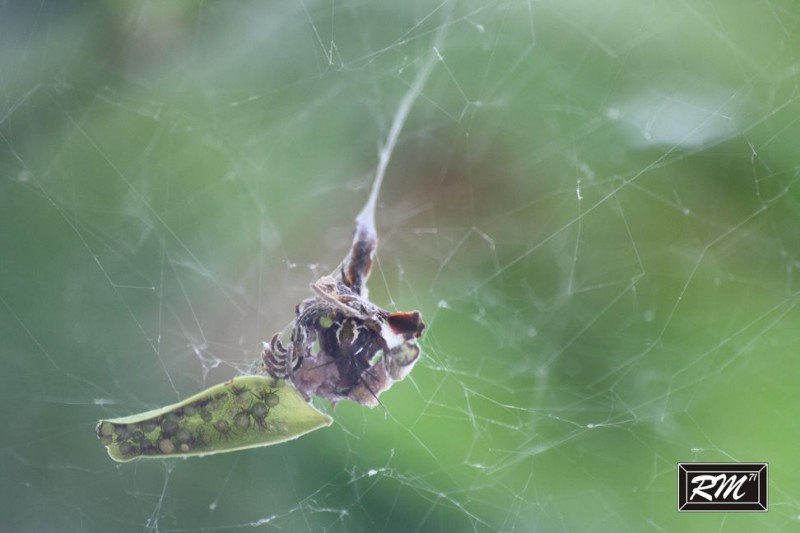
[97,376,332,462]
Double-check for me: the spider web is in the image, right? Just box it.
[2,1,800,532]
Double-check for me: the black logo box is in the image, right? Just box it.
[678,463,767,512]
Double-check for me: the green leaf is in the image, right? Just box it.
[96,375,332,462]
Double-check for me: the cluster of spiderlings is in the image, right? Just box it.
[95,381,285,460]
[97,403,212,458]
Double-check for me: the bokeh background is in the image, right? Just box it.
[2,1,799,531]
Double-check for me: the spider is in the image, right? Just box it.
[250,402,270,429]
[213,419,233,440]
[261,210,424,407]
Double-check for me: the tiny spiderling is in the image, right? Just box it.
[250,402,270,429]
[214,419,232,439]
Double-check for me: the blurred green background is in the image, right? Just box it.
[2,1,799,531]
